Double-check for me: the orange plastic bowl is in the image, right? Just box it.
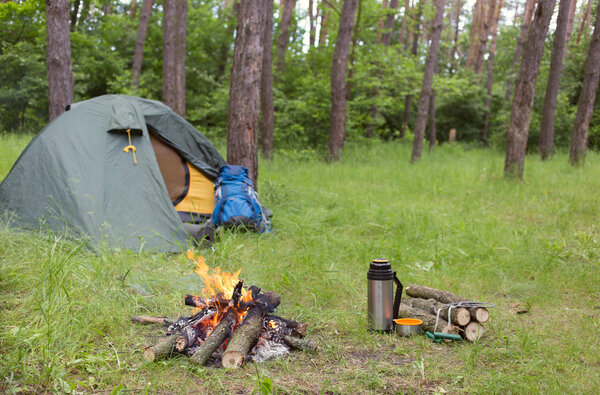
[394,318,423,336]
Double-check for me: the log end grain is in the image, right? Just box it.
[455,308,471,326]
[463,322,485,342]
[222,350,245,369]
[468,307,490,324]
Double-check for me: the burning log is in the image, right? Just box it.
[405,284,490,324]
[265,314,308,337]
[222,291,281,369]
[402,297,471,326]
[190,312,237,365]
[143,336,176,361]
[398,304,459,334]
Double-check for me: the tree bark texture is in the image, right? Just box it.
[190,312,236,365]
[143,336,176,361]
[174,0,188,116]
[504,0,555,179]
[132,0,153,91]
[402,297,471,326]
[227,0,266,186]
[381,0,399,46]
[398,304,459,334]
[261,0,274,160]
[45,0,74,121]
[474,0,496,74]
[410,0,445,163]
[129,0,137,18]
[505,0,538,101]
[565,0,577,44]
[483,0,504,143]
[275,0,295,75]
[569,2,600,166]
[328,0,358,161]
[538,0,571,160]
[466,0,484,69]
[162,0,176,109]
[222,308,263,368]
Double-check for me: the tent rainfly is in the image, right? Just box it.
[0,95,227,252]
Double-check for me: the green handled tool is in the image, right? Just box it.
[425,331,463,342]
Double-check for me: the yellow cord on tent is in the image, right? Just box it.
[123,129,138,166]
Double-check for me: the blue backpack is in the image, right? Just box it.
[212,165,272,232]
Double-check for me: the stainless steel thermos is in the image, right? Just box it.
[367,259,403,332]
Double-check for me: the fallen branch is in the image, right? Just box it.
[143,336,176,361]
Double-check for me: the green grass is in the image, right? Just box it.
[1,134,599,393]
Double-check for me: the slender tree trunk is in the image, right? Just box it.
[174,0,188,116]
[504,0,556,179]
[450,0,461,71]
[382,0,399,46]
[328,0,358,161]
[130,0,137,18]
[482,0,504,144]
[399,0,410,50]
[565,0,577,44]
[346,0,362,101]
[162,0,176,109]
[576,0,593,44]
[217,4,236,80]
[261,0,274,160]
[79,0,90,28]
[70,0,80,30]
[411,0,445,163]
[227,0,266,186]
[319,1,329,47]
[401,0,423,138]
[474,0,495,74]
[569,2,600,166]
[132,0,153,91]
[505,0,538,101]
[538,0,571,160]
[378,0,388,44]
[309,0,316,47]
[45,0,74,121]
[275,0,295,75]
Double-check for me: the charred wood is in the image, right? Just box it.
[190,312,236,366]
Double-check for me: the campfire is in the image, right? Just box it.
[133,251,315,368]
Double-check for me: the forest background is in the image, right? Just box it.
[1,0,599,165]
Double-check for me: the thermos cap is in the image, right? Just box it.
[368,259,395,280]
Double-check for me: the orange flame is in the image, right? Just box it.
[187,250,242,300]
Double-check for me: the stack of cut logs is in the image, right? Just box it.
[133,281,316,368]
[398,284,490,342]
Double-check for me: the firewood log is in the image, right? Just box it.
[222,308,263,369]
[402,298,471,326]
[463,321,485,341]
[283,336,317,351]
[190,312,236,366]
[398,304,459,334]
[143,336,177,361]
[405,284,490,324]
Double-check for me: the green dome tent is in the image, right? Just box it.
[0,95,227,252]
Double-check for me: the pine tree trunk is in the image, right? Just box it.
[70,0,81,29]
[569,2,600,166]
[129,0,137,18]
[346,0,362,101]
[309,0,316,47]
[261,0,275,160]
[45,0,74,121]
[401,0,423,137]
[275,0,295,75]
[382,0,399,46]
[538,0,571,160]
[576,0,593,44]
[410,0,445,163]
[132,0,153,91]
[482,0,504,144]
[505,0,538,101]
[474,0,495,74]
[466,0,483,69]
[450,0,461,71]
[319,2,329,47]
[565,0,577,44]
[217,4,236,80]
[328,0,358,161]
[227,0,266,187]
[174,0,187,116]
[398,0,410,50]
[162,0,176,110]
[428,89,437,150]
[504,0,556,179]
